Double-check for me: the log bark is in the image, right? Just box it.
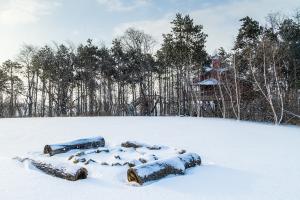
[14,157,88,181]
[127,153,201,185]
[44,136,105,156]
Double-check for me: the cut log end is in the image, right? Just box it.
[73,168,88,181]
[127,168,142,185]
[43,145,52,154]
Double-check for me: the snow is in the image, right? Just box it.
[204,66,213,72]
[65,143,180,166]
[204,66,228,73]
[0,117,299,200]
[198,78,219,85]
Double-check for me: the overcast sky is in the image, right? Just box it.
[0,0,299,62]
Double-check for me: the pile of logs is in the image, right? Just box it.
[15,136,202,185]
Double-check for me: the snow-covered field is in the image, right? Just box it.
[0,117,299,200]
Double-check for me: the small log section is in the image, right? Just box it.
[127,153,201,185]
[121,141,162,150]
[44,136,105,156]
[14,157,88,181]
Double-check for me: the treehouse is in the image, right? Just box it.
[193,56,228,101]
[192,56,257,118]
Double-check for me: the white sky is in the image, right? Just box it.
[0,0,299,62]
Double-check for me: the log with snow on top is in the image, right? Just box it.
[127,153,201,185]
[44,136,105,156]
[14,157,88,181]
[121,141,164,150]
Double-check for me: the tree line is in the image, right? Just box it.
[0,12,299,124]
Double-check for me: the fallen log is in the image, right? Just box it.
[14,157,88,181]
[127,153,201,185]
[121,141,163,150]
[44,136,105,156]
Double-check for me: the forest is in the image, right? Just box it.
[0,12,299,124]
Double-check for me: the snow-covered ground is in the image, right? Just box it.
[0,117,299,200]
